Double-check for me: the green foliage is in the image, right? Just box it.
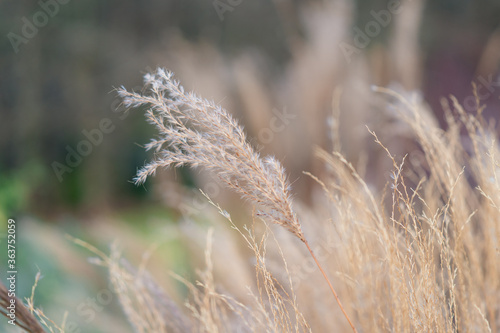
[0,162,44,220]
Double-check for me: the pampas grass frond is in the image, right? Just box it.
[118,68,358,331]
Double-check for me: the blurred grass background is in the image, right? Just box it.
[0,0,499,331]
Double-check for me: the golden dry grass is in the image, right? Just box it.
[3,2,500,332]
[110,70,500,332]
[2,67,499,332]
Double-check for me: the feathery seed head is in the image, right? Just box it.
[118,68,304,241]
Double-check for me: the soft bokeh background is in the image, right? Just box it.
[1,0,499,331]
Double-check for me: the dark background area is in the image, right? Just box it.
[1,0,499,219]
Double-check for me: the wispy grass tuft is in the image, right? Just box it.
[118,68,358,331]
